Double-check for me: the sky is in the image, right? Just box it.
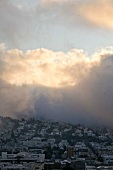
[1,0,113,53]
[0,0,113,126]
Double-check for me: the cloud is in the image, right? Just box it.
[0,0,113,54]
[1,1,113,126]
[0,47,100,88]
[42,0,68,4]
[0,0,44,50]
[41,0,113,30]
[1,45,113,126]
[79,0,113,29]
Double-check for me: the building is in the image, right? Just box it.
[67,146,74,158]
[73,161,85,170]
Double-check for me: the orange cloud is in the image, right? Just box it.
[80,0,113,29]
[0,47,102,88]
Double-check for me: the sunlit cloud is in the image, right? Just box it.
[42,0,113,30]
[80,0,113,29]
[0,47,101,88]
[0,0,113,125]
[1,45,113,125]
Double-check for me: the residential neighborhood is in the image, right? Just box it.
[0,116,113,169]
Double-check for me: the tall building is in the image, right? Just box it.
[67,146,74,158]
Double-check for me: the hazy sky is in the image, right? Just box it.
[0,0,113,126]
[0,0,113,53]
